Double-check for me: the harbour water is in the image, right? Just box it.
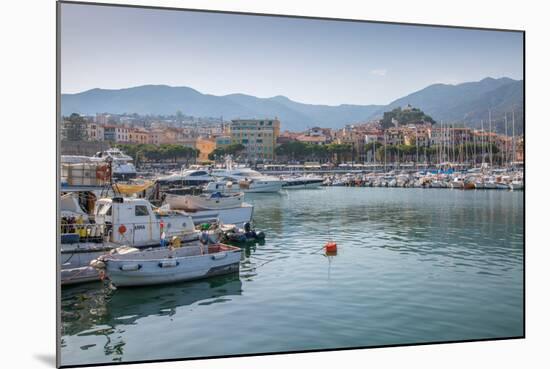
[60,187,524,366]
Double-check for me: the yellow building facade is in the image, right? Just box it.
[230,119,280,161]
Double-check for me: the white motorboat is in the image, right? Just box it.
[94,148,137,180]
[209,157,284,193]
[208,169,283,192]
[92,242,242,287]
[165,191,244,211]
[281,175,324,189]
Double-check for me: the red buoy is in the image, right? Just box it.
[118,224,127,234]
[325,242,337,253]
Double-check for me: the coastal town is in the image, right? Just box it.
[56,3,525,366]
[61,104,524,171]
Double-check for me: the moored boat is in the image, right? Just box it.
[165,191,244,210]
[281,175,324,189]
[92,242,242,287]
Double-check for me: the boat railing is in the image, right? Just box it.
[60,219,198,246]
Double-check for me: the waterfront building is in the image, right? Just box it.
[295,134,327,145]
[115,126,130,143]
[86,122,104,142]
[102,124,132,143]
[230,118,280,162]
[128,128,149,144]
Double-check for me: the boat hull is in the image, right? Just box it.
[165,193,244,210]
[103,244,242,287]
[188,203,254,227]
[283,180,324,189]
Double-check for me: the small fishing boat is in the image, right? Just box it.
[92,242,242,287]
[165,191,244,210]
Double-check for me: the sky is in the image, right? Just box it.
[60,3,524,106]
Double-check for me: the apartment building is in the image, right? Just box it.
[230,118,280,161]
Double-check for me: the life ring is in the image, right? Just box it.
[118,224,127,234]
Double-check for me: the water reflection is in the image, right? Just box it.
[62,274,242,362]
[61,187,523,365]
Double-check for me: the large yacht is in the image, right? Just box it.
[93,148,137,180]
[207,157,284,193]
[281,174,324,189]
[209,168,284,193]
[61,147,137,182]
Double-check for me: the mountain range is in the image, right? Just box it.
[61,77,523,134]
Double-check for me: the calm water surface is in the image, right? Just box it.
[60,187,524,366]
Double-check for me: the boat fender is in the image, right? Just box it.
[118,224,127,234]
[211,253,227,260]
[158,260,179,268]
[119,263,142,271]
[256,231,266,240]
[90,259,105,269]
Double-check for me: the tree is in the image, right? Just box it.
[327,143,353,164]
[207,143,245,161]
[62,113,88,141]
[381,106,435,129]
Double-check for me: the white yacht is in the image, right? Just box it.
[281,175,324,189]
[208,157,284,193]
[208,168,283,193]
[94,148,137,180]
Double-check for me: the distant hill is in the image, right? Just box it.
[61,77,523,133]
[61,85,381,131]
[376,77,523,134]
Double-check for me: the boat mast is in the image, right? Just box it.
[512,110,516,169]
[504,112,508,167]
[481,119,485,167]
[489,109,493,169]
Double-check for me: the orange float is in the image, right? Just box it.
[118,224,127,234]
[325,242,337,253]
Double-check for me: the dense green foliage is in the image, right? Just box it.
[381,107,435,129]
[115,143,199,163]
[62,113,88,141]
[208,143,246,161]
[274,141,353,164]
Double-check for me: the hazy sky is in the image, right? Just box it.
[60,3,523,105]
